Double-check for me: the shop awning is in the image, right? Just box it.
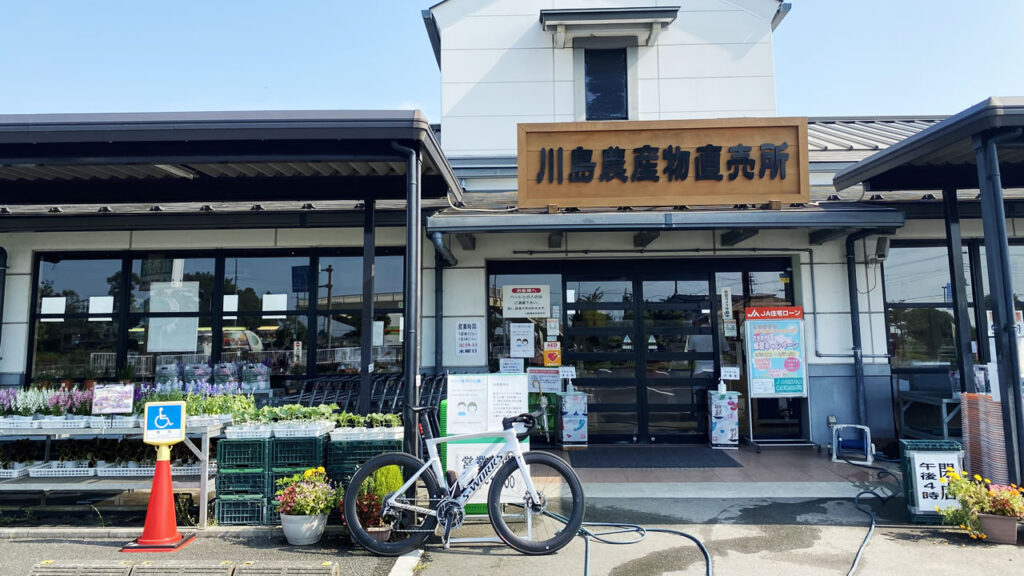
[833,97,1024,192]
[0,110,462,207]
[426,202,904,244]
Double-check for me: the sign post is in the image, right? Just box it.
[122,401,195,552]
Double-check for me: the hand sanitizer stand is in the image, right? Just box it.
[709,390,742,449]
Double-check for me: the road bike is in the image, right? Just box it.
[341,406,585,556]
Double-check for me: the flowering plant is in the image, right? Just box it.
[354,464,404,528]
[0,389,17,416]
[938,467,1024,539]
[275,467,343,516]
[45,388,93,416]
[15,388,51,416]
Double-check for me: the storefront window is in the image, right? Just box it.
[314,312,403,374]
[29,250,401,386]
[36,256,122,315]
[887,307,958,368]
[32,318,118,382]
[487,273,563,372]
[130,257,215,312]
[224,256,308,312]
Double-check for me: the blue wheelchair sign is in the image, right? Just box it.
[143,401,186,445]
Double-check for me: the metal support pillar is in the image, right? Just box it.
[358,199,376,415]
[395,142,422,456]
[974,133,1024,484]
[943,187,976,393]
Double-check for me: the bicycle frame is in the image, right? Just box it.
[384,426,540,517]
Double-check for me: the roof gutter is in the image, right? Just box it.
[771,2,791,31]
[431,232,458,267]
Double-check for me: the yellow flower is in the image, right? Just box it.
[970,534,977,539]
[303,469,314,478]
[959,524,965,529]
[934,506,940,511]
[945,466,955,472]
[974,474,983,481]
[985,478,991,484]
[961,471,968,477]
[940,478,947,484]
[980,534,987,540]
[317,466,325,474]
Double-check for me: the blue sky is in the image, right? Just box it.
[1,1,1021,120]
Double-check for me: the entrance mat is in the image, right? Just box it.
[567,446,741,468]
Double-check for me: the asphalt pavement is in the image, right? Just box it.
[2,495,1022,576]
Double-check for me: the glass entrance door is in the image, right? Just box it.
[565,273,716,444]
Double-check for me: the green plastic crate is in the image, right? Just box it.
[270,435,327,468]
[215,468,267,496]
[265,500,281,526]
[216,439,270,469]
[267,466,309,497]
[325,439,402,468]
[215,495,265,526]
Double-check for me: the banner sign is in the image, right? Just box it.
[745,307,807,398]
[517,118,809,209]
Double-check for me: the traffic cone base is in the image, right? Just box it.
[121,532,195,552]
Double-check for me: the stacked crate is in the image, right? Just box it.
[214,439,269,525]
[325,438,402,488]
[265,435,329,525]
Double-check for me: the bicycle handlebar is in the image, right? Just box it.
[502,413,537,441]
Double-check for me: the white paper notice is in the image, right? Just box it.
[502,285,550,318]
[446,374,488,434]
[559,366,577,380]
[509,323,534,358]
[454,320,482,357]
[528,367,562,393]
[41,296,66,321]
[223,294,238,320]
[373,321,385,347]
[721,366,741,380]
[148,282,200,352]
[500,358,524,373]
[88,296,114,321]
[262,293,288,319]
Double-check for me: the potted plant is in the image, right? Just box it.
[274,467,343,546]
[352,464,404,542]
[938,467,1024,544]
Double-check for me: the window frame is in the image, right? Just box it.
[574,38,639,122]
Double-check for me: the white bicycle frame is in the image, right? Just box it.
[384,426,540,519]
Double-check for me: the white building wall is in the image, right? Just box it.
[433,0,779,157]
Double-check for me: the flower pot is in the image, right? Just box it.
[979,513,1019,544]
[280,513,327,546]
[366,526,391,543]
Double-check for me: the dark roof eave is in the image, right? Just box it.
[427,205,905,234]
[833,97,1024,192]
[0,109,464,205]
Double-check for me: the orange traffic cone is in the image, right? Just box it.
[122,446,195,552]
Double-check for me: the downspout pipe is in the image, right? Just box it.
[393,141,422,456]
[431,232,458,267]
[435,253,444,374]
[846,230,873,426]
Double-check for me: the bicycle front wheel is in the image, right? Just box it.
[487,451,584,555]
[343,452,442,556]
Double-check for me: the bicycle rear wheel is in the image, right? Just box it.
[486,451,584,555]
[343,452,441,556]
